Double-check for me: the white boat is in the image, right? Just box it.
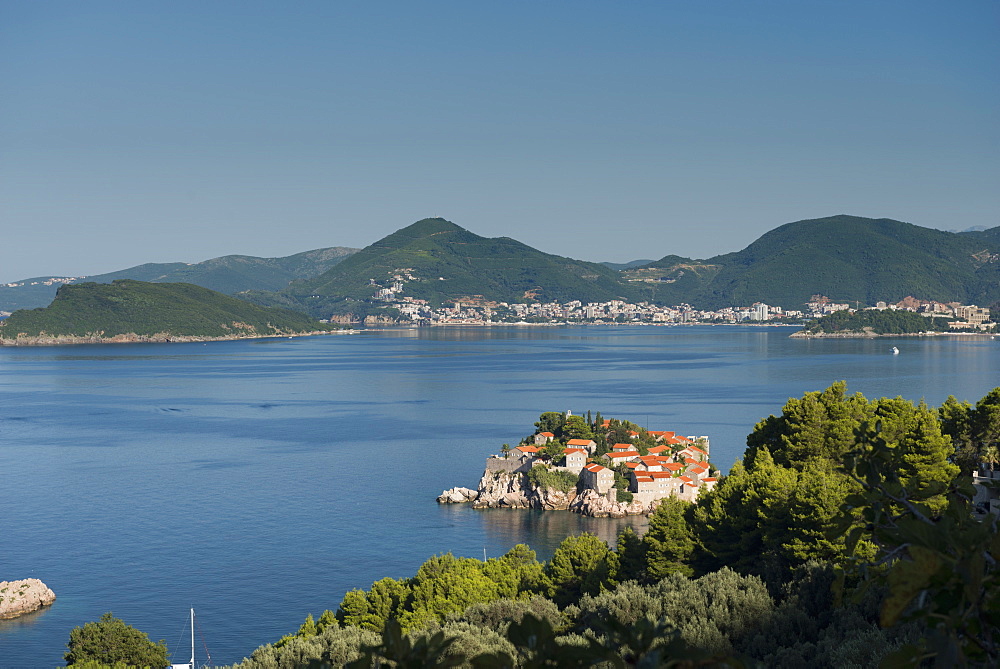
[170,608,209,669]
[891,346,900,355]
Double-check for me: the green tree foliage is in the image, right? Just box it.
[545,533,618,606]
[942,389,1000,475]
[614,527,647,584]
[840,431,1000,667]
[575,568,773,657]
[696,383,959,579]
[940,395,977,474]
[233,625,380,668]
[526,465,579,494]
[333,546,549,637]
[450,596,564,633]
[533,412,565,438]
[745,381,872,467]
[562,415,593,441]
[642,497,695,579]
[397,554,505,631]
[973,388,1000,458]
[802,309,954,335]
[65,612,169,668]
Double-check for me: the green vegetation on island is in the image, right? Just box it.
[797,308,963,336]
[215,382,1000,668]
[0,279,335,343]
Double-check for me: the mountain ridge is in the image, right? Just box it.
[0,246,359,312]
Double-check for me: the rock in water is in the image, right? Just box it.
[0,579,56,619]
[436,487,478,504]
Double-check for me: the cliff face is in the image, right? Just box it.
[569,490,658,518]
[438,471,575,511]
[0,579,56,619]
[438,472,662,517]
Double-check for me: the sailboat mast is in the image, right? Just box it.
[190,608,195,668]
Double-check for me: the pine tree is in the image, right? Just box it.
[643,497,695,579]
[615,526,647,583]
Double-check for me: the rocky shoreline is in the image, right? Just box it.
[0,579,56,619]
[790,329,995,339]
[438,470,660,518]
[0,329,350,346]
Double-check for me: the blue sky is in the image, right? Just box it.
[2,0,997,282]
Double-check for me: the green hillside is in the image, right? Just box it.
[0,247,358,312]
[283,218,653,317]
[0,280,333,340]
[633,216,1000,309]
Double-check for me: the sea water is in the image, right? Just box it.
[0,326,997,666]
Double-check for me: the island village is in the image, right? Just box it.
[438,410,718,518]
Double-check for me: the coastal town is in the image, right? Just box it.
[342,269,996,329]
[438,411,719,517]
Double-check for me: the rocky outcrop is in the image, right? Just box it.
[470,471,535,509]
[437,487,478,504]
[438,471,662,517]
[569,490,658,518]
[438,471,578,511]
[0,579,55,619]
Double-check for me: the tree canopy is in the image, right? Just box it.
[65,612,169,668]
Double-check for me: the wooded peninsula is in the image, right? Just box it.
[213,382,999,668]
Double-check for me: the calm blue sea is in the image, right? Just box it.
[1,326,997,667]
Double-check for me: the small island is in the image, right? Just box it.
[439,411,717,517]
[791,305,994,338]
[0,279,342,346]
[0,579,55,619]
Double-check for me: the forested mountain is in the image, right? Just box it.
[0,280,332,341]
[274,218,656,317]
[627,215,1000,309]
[8,215,999,318]
[0,247,358,312]
[259,215,1000,319]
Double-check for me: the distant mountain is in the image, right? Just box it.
[274,218,653,317]
[0,247,358,312]
[0,280,331,342]
[625,215,1000,309]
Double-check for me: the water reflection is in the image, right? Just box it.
[475,508,649,560]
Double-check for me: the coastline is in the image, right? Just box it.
[0,329,355,347]
[790,330,996,339]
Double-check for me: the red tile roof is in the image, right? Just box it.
[567,438,595,446]
[606,451,640,459]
